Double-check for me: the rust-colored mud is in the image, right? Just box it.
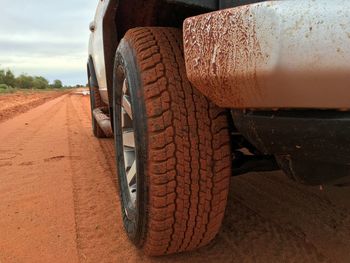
[184,7,263,108]
[1,93,350,262]
[122,28,231,255]
[184,3,350,110]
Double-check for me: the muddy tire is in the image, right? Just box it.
[112,27,231,256]
[89,80,106,138]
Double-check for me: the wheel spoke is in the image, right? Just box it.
[122,78,128,93]
[122,80,132,119]
[122,95,132,119]
[127,161,137,186]
[123,130,135,148]
[124,149,134,170]
[122,109,132,129]
[121,77,137,213]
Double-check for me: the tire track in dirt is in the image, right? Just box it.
[0,95,78,263]
[65,94,123,262]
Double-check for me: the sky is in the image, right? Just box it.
[0,0,97,86]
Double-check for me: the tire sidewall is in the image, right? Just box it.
[113,39,148,246]
[89,83,97,133]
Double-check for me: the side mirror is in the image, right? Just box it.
[89,21,96,32]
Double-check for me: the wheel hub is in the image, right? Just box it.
[121,78,137,211]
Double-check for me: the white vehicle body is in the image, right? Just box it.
[89,0,350,109]
[88,0,110,105]
[184,0,350,109]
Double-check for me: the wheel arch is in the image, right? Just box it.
[101,0,216,108]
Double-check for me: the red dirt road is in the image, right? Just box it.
[1,93,350,262]
[0,91,67,123]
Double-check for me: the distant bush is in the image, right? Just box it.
[0,83,9,89]
[52,79,63,89]
[0,67,68,90]
[16,74,34,89]
[32,76,49,89]
[0,84,16,94]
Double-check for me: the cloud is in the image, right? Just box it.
[0,0,97,85]
[0,36,85,56]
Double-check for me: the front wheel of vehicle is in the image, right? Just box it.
[112,27,231,256]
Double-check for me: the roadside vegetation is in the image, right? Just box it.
[0,68,75,94]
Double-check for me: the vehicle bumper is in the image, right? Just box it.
[232,110,350,185]
[184,0,350,109]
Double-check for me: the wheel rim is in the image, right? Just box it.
[121,78,137,217]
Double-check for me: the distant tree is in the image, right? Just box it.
[4,70,16,87]
[0,69,15,87]
[16,74,34,89]
[0,67,59,90]
[32,76,49,89]
[0,69,5,84]
[52,79,63,89]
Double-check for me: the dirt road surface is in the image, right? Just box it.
[0,91,67,123]
[1,92,350,263]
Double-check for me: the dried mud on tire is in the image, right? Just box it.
[114,27,232,256]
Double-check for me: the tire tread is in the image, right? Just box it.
[124,27,231,256]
